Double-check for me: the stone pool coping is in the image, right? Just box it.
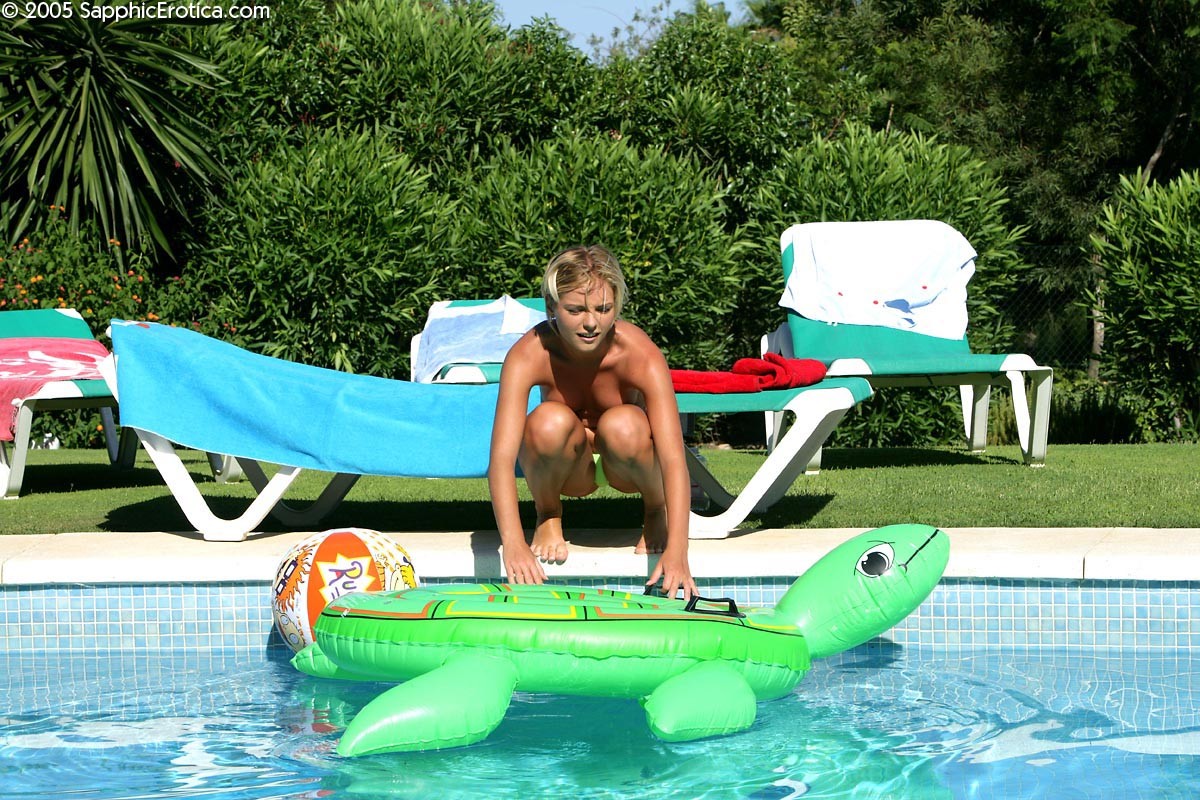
[0,527,1196,585]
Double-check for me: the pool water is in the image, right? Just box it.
[2,645,1197,800]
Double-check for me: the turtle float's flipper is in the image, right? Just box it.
[641,661,757,741]
[337,653,518,756]
[292,643,378,681]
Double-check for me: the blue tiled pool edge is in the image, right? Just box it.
[2,577,1197,653]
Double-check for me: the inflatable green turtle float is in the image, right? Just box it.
[292,523,949,755]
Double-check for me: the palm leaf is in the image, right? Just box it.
[0,16,227,256]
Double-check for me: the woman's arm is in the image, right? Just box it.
[488,338,546,584]
[634,337,698,600]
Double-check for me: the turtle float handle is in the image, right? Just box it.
[685,596,745,618]
[643,585,745,618]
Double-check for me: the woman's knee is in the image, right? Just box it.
[524,401,585,456]
[595,405,651,460]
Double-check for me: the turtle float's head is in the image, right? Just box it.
[774,524,949,659]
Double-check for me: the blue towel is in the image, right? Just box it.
[110,321,515,478]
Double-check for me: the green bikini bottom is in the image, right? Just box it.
[592,453,607,488]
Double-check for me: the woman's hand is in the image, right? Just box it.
[646,547,697,601]
[503,539,547,585]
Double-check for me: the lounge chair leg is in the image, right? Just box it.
[238,459,361,528]
[806,445,822,475]
[115,426,139,469]
[0,442,14,500]
[1022,368,1053,467]
[137,429,304,541]
[688,386,858,538]
[100,406,120,463]
[1006,370,1033,459]
[206,452,245,483]
[960,384,990,452]
[2,402,35,499]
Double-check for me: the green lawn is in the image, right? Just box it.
[2,443,1197,535]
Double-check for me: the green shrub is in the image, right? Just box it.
[0,209,162,326]
[1091,171,1200,441]
[0,210,165,446]
[1033,372,1139,444]
[326,0,592,175]
[178,0,343,157]
[580,6,827,193]
[179,129,458,376]
[826,389,964,449]
[448,133,754,369]
[180,0,592,177]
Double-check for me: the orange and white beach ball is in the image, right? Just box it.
[272,528,418,653]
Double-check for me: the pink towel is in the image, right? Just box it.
[670,354,827,394]
[0,337,110,441]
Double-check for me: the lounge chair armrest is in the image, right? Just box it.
[760,322,794,359]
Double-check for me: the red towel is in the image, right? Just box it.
[0,337,110,441]
[669,369,760,394]
[732,352,827,389]
[670,354,827,394]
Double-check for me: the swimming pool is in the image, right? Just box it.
[2,577,1198,799]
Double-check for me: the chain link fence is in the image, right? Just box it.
[1004,282,1095,372]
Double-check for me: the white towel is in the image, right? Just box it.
[412,296,545,383]
[778,220,977,340]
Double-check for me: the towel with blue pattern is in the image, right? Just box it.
[411,296,545,383]
[779,220,977,340]
[110,321,511,477]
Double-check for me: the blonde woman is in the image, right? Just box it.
[488,245,697,600]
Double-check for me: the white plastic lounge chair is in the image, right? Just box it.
[110,319,871,541]
[678,379,871,537]
[762,221,1053,467]
[411,297,873,537]
[0,308,137,498]
[411,296,547,384]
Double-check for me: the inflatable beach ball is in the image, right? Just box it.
[272,528,418,653]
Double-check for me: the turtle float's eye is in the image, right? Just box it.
[857,543,895,577]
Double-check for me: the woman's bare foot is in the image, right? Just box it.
[635,507,669,554]
[531,516,570,564]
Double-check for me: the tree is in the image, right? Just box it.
[0,16,226,258]
[780,0,1200,370]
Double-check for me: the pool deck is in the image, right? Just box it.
[1,526,1196,585]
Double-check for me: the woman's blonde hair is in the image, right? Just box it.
[541,245,627,318]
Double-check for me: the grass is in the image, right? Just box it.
[3,443,1199,536]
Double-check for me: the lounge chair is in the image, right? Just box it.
[107,320,524,541]
[109,319,870,541]
[410,296,547,384]
[762,221,1053,467]
[0,308,137,498]
[411,298,873,539]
